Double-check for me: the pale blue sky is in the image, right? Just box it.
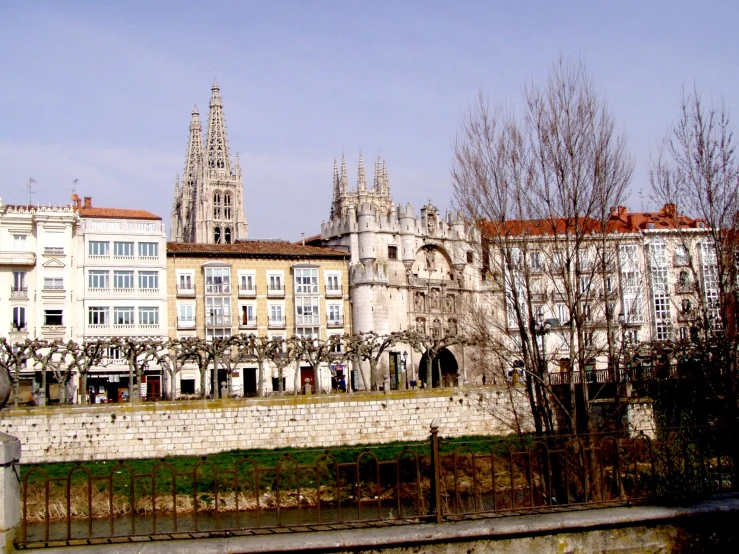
[1,1,737,239]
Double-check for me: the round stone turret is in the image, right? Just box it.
[398,203,416,266]
[357,202,377,264]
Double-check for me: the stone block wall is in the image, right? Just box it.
[0,387,529,464]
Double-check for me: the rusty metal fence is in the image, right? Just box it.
[16,425,735,549]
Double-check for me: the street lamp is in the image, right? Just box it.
[532,312,551,380]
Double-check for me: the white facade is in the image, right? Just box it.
[74,196,168,402]
[0,202,77,344]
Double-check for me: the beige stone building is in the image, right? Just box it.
[167,240,351,396]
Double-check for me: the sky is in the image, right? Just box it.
[1,1,737,241]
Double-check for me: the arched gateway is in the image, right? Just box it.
[418,348,459,388]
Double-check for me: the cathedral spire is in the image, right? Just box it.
[331,158,340,218]
[206,79,232,174]
[357,151,366,192]
[340,153,348,194]
[235,151,242,179]
[382,158,390,196]
[373,154,382,190]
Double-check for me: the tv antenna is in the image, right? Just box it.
[26,178,36,205]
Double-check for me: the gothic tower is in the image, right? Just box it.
[170,81,248,243]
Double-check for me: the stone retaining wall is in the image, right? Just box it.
[0,387,528,464]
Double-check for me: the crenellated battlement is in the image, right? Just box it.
[350,262,388,285]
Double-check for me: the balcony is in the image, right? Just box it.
[239,317,258,330]
[206,315,232,327]
[530,291,547,303]
[267,286,285,298]
[0,251,36,266]
[138,256,159,265]
[177,317,196,330]
[325,286,343,298]
[177,285,196,297]
[43,246,65,257]
[327,316,344,328]
[10,287,28,299]
[238,286,257,298]
[268,317,286,329]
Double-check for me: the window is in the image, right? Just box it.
[240,273,254,291]
[178,273,193,290]
[679,327,689,341]
[623,297,641,321]
[89,270,109,289]
[114,307,135,325]
[530,252,541,272]
[12,306,26,330]
[89,241,109,256]
[88,307,109,325]
[214,227,221,243]
[583,304,592,322]
[294,268,318,294]
[206,328,231,341]
[326,273,340,292]
[296,327,319,338]
[556,304,569,325]
[138,242,158,257]
[178,304,194,323]
[139,271,159,290]
[388,245,398,260]
[682,298,692,315]
[296,297,319,325]
[623,271,639,294]
[269,273,283,292]
[205,267,230,294]
[328,304,342,322]
[241,305,255,324]
[12,271,26,291]
[139,307,159,325]
[213,192,222,219]
[605,277,614,293]
[44,309,63,326]
[113,271,134,289]
[44,277,64,289]
[224,227,232,244]
[467,251,474,264]
[269,304,283,322]
[579,276,591,295]
[113,242,134,257]
[206,296,231,325]
[13,235,27,251]
[224,192,232,220]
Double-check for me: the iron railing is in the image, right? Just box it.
[16,425,734,549]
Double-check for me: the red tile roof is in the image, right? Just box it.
[483,204,705,238]
[78,207,162,220]
[167,240,348,259]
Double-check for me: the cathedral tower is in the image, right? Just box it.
[170,81,248,243]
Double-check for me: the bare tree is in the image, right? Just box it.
[245,334,276,396]
[405,330,467,388]
[0,338,32,408]
[452,58,633,437]
[294,335,336,394]
[650,86,739,442]
[66,339,107,405]
[343,332,401,391]
[154,338,195,400]
[111,337,163,403]
[267,336,299,394]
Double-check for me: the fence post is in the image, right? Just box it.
[429,421,442,523]
[0,432,21,553]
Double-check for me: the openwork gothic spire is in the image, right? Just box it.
[206,79,232,173]
[170,83,248,243]
[357,151,366,192]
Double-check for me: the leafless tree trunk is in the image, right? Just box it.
[452,57,633,437]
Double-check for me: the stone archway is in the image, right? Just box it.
[419,348,459,388]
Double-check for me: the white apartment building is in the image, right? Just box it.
[0,201,77,345]
[73,195,168,402]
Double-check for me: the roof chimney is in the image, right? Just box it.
[84,196,92,208]
[662,203,677,217]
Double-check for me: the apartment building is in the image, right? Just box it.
[487,203,709,374]
[167,240,350,396]
[73,195,168,402]
[0,201,77,344]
